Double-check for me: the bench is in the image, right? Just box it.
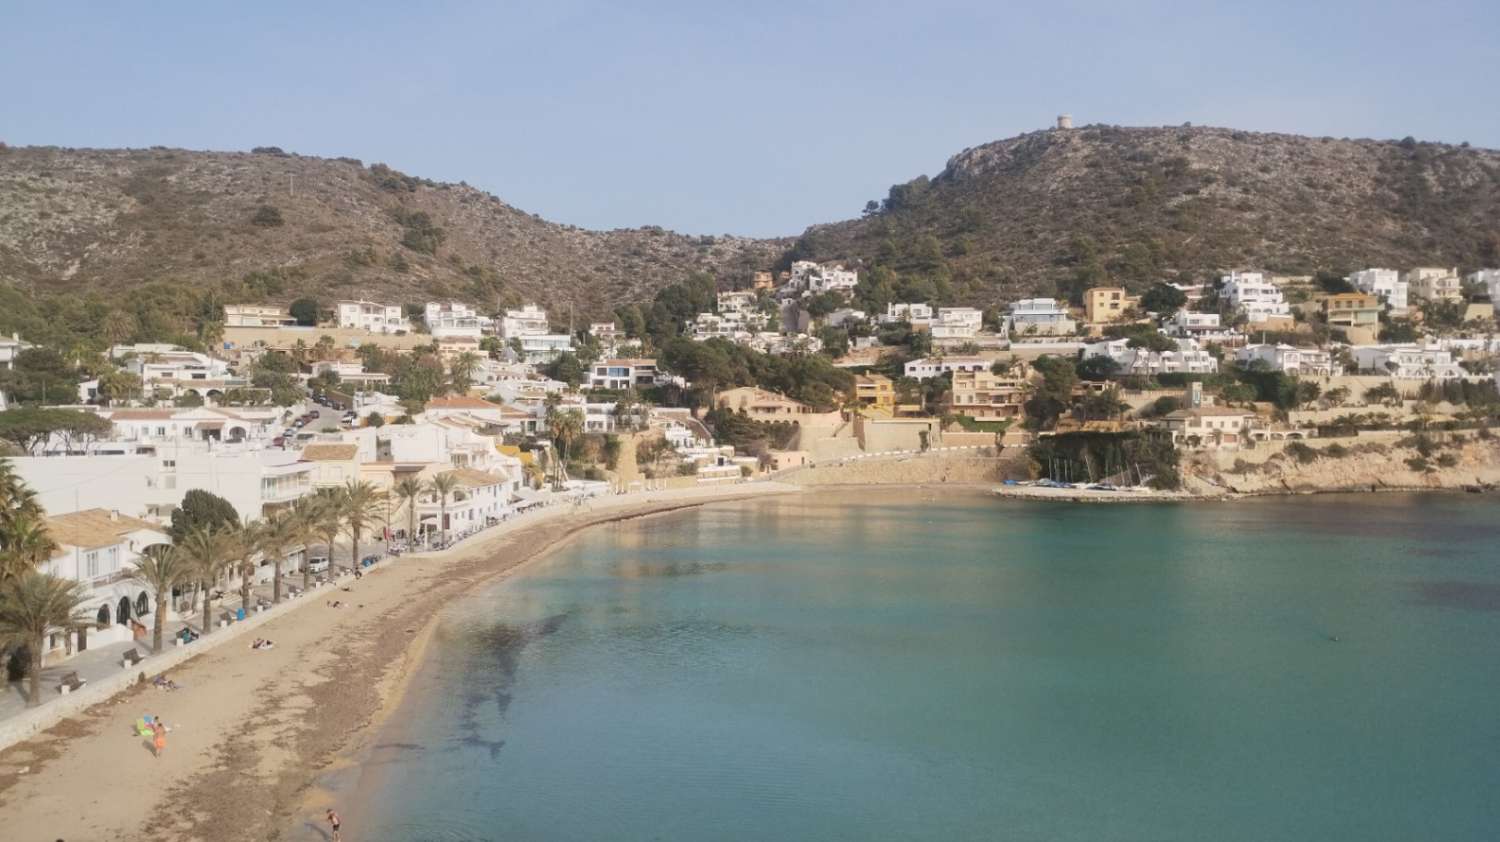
[58,671,86,695]
[121,648,144,668]
[218,610,235,627]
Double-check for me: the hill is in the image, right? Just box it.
[792,125,1500,303]
[3,126,1498,331]
[0,145,784,319]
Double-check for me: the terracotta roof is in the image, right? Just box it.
[1165,407,1257,419]
[448,467,509,488]
[46,509,166,554]
[427,395,503,410]
[104,409,176,421]
[301,443,360,461]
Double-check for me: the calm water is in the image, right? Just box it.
[351,490,1500,841]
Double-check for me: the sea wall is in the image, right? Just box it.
[782,453,1028,486]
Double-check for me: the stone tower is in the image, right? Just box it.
[1056,114,1073,130]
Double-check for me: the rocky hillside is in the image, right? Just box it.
[3,126,1498,317]
[796,125,1500,302]
[0,145,784,317]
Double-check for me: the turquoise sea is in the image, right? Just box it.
[348,490,1500,841]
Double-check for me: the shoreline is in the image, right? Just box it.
[0,482,800,842]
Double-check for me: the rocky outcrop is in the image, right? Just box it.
[1182,436,1500,495]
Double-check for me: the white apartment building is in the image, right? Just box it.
[425,302,485,339]
[1007,298,1077,336]
[1347,268,1409,312]
[588,359,659,391]
[1350,345,1466,380]
[499,304,551,338]
[1404,267,1462,302]
[40,509,173,656]
[337,300,410,333]
[12,443,315,524]
[1235,343,1335,377]
[1220,272,1291,324]
[903,356,990,380]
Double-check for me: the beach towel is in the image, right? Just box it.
[135,716,155,736]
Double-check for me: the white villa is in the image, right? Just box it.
[1403,267,1462,302]
[903,356,990,380]
[1347,268,1410,312]
[425,302,485,339]
[930,307,984,339]
[1349,344,1466,380]
[1235,343,1335,377]
[1082,337,1218,376]
[499,304,551,338]
[1006,299,1076,336]
[883,302,934,324]
[1165,309,1241,344]
[337,300,410,334]
[588,359,659,391]
[789,261,858,294]
[1221,272,1291,324]
[40,509,173,657]
[224,305,297,328]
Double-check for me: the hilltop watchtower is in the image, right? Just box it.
[1056,114,1073,130]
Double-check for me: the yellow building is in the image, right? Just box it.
[1321,292,1381,328]
[1083,287,1139,323]
[715,387,814,422]
[853,373,895,412]
[947,366,1029,422]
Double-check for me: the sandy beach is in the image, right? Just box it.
[0,482,798,842]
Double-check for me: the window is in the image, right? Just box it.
[85,551,100,578]
[105,546,119,572]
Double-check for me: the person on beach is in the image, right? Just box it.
[152,721,166,759]
[326,808,342,841]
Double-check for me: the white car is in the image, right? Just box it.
[307,556,330,574]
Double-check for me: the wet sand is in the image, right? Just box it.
[0,482,797,841]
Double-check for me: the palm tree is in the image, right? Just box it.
[229,520,267,614]
[313,487,348,575]
[426,472,460,546]
[0,571,91,706]
[343,480,384,572]
[449,351,480,394]
[129,544,191,652]
[177,525,232,636]
[289,496,323,593]
[0,512,58,584]
[393,477,425,546]
[258,510,299,604]
[546,408,585,488]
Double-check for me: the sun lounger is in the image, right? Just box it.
[58,671,86,694]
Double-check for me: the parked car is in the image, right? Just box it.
[307,556,330,574]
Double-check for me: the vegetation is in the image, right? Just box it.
[0,572,91,706]
[169,490,241,543]
[1028,431,1181,489]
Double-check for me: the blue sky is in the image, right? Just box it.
[3,1,1497,237]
